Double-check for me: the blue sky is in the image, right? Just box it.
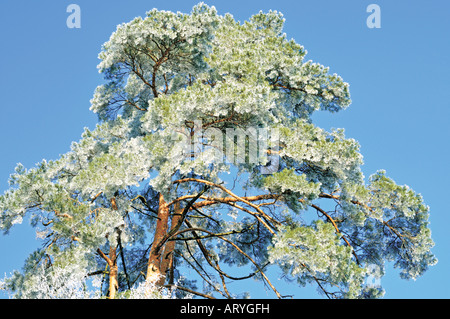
[0,0,449,299]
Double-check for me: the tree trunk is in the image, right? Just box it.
[109,197,119,298]
[108,246,119,299]
[158,201,182,286]
[146,193,170,283]
[96,245,119,299]
[146,188,208,287]
[97,197,120,299]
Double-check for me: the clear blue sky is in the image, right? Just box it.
[0,0,449,299]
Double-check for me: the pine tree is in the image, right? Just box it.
[0,3,436,299]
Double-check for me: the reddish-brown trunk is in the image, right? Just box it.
[158,202,182,285]
[146,193,170,283]
[96,244,119,299]
[96,197,120,299]
[108,246,118,299]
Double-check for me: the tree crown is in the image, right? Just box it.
[0,3,436,299]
